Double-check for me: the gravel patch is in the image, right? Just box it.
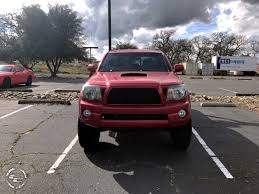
[0,91,79,102]
[192,95,259,113]
[1,91,258,113]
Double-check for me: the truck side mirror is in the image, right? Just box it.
[86,64,98,76]
[174,64,184,72]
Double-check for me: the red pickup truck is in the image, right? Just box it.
[78,50,192,151]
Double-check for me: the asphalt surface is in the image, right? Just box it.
[0,77,259,194]
[181,76,259,96]
[7,75,259,96]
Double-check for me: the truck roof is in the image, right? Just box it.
[109,49,163,54]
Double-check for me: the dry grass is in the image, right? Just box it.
[34,63,89,75]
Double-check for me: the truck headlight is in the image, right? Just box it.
[82,84,102,101]
[167,84,187,101]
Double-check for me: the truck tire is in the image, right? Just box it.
[171,119,192,150]
[2,77,11,89]
[78,119,100,150]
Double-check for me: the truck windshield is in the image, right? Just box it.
[0,65,13,72]
[99,53,170,72]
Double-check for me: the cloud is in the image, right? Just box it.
[242,0,259,4]
[1,0,259,60]
[84,0,231,41]
[83,0,232,58]
[215,0,259,39]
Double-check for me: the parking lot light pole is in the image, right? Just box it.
[83,46,99,63]
[108,0,112,51]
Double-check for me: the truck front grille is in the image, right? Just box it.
[101,114,168,120]
[107,88,161,104]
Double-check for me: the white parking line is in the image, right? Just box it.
[47,127,234,177]
[192,128,234,179]
[219,88,237,94]
[0,105,33,120]
[47,134,78,174]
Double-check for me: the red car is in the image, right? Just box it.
[0,64,36,88]
[79,50,192,150]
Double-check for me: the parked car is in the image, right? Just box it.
[0,64,36,88]
[78,49,191,151]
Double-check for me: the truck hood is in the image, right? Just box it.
[87,72,183,87]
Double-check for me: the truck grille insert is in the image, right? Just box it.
[107,88,161,104]
[101,114,168,120]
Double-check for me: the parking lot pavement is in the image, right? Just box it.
[0,101,32,118]
[5,76,259,97]
[0,102,79,193]
[1,101,259,193]
[181,77,259,96]
[9,81,84,93]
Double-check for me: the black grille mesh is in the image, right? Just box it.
[107,88,161,104]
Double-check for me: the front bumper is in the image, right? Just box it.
[79,99,191,130]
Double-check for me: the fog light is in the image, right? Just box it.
[83,109,91,117]
[178,109,186,118]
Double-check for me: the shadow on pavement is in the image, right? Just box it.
[0,84,39,90]
[84,109,259,194]
[35,75,88,84]
[85,132,184,194]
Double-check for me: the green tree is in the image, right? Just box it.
[15,5,49,68]
[15,4,86,76]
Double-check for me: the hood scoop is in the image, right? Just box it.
[121,73,147,77]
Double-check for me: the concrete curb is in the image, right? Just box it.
[18,99,71,105]
[210,77,226,80]
[237,78,253,81]
[54,89,80,93]
[0,89,33,92]
[236,93,259,96]
[189,77,203,80]
[200,102,236,107]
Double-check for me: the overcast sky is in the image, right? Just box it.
[1,0,259,59]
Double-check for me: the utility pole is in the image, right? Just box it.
[108,0,112,51]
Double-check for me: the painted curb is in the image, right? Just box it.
[200,102,236,107]
[236,93,259,96]
[54,90,80,93]
[237,78,253,81]
[18,99,71,105]
[0,89,33,92]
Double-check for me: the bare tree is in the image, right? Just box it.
[0,13,18,62]
[152,30,175,56]
[248,39,259,57]
[114,42,138,49]
[210,32,247,56]
[191,35,212,63]
[169,39,193,64]
[0,13,17,39]
[152,30,194,64]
